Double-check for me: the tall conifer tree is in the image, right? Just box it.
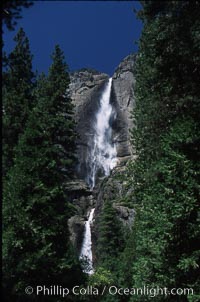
[127,2,200,301]
[2,27,35,175]
[3,45,83,301]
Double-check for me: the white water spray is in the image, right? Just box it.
[80,78,117,274]
[79,208,95,274]
[87,78,117,188]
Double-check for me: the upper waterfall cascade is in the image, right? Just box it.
[86,77,117,188]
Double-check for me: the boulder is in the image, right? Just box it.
[113,203,135,228]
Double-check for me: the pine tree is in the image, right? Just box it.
[3,45,83,301]
[126,2,200,301]
[2,27,35,175]
[97,200,124,268]
[2,0,33,31]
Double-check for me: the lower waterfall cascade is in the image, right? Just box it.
[80,78,117,274]
[79,208,95,274]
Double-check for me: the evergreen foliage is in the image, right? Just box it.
[2,0,33,31]
[97,200,124,267]
[128,1,200,301]
[2,28,35,175]
[3,44,83,301]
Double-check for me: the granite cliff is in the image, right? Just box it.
[69,69,109,181]
[112,53,136,164]
[67,54,136,256]
[69,53,136,178]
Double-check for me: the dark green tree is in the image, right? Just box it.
[97,200,124,268]
[2,27,35,175]
[2,0,33,31]
[126,1,200,302]
[3,45,83,302]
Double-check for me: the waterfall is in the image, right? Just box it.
[87,77,117,189]
[80,78,117,274]
[79,208,95,274]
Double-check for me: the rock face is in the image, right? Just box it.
[112,53,136,165]
[65,179,95,252]
[94,166,134,228]
[112,204,135,227]
[69,69,109,181]
[92,166,135,264]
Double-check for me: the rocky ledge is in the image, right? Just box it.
[65,179,95,253]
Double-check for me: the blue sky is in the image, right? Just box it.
[3,1,143,76]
